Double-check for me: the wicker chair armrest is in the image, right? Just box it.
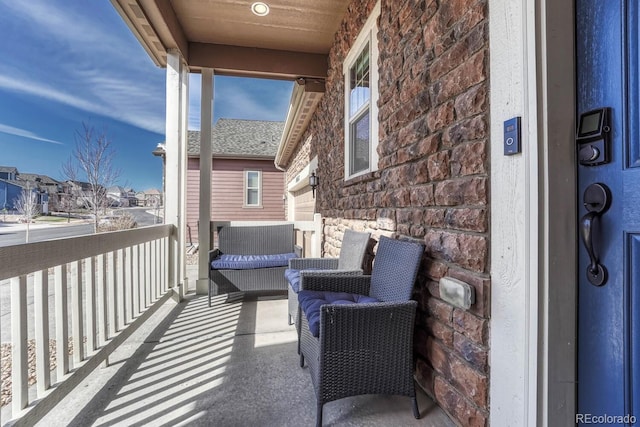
[318,300,418,350]
[299,273,371,295]
[289,258,339,270]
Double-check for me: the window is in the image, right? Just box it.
[344,1,380,180]
[245,170,261,207]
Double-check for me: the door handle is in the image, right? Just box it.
[580,211,607,286]
[580,183,611,286]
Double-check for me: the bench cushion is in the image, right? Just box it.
[211,253,297,270]
[298,290,379,337]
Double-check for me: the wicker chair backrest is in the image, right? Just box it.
[217,224,294,255]
[337,229,371,270]
[369,236,424,302]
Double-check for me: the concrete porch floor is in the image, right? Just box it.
[39,267,454,427]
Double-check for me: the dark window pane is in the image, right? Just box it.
[350,111,370,175]
[247,189,259,205]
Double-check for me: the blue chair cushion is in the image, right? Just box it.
[298,290,379,337]
[211,253,297,270]
[284,268,323,293]
[284,269,301,292]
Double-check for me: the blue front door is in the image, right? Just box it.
[577,1,639,425]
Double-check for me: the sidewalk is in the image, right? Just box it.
[0,222,57,233]
[0,216,91,233]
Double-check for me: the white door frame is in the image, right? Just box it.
[489,0,576,426]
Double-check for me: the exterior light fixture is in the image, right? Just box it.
[251,2,270,16]
[309,172,319,198]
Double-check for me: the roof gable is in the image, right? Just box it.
[0,166,18,174]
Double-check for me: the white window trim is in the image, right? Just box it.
[343,0,381,181]
[244,169,262,208]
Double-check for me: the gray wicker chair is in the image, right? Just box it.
[285,229,371,325]
[297,236,424,427]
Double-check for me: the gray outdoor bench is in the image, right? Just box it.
[208,223,297,306]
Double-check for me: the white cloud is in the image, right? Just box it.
[0,2,166,134]
[0,123,64,145]
[0,72,165,134]
[0,2,293,136]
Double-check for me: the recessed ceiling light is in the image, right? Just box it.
[251,2,270,16]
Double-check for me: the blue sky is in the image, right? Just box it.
[0,1,293,191]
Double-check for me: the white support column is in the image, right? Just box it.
[166,49,188,301]
[179,60,190,296]
[197,68,213,295]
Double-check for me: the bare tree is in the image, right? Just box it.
[63,123,120,233]
[58,192,76,223]
[14,183,40,243]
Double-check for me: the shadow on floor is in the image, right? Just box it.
[52,293,452,427]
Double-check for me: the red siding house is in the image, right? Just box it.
[184,119,286,243]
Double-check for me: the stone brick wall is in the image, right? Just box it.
[285,0,490,425]
[285,135,313,186]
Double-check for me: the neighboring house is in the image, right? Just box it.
[0,167,60,212]
[17,173,64,213]
[66,180,97,208]
[0,166,18,181]
[135,191,147,206]
[135,189,161,207]
[156,119,286,244]
[114,1,639,426]
[0,178,24,211]
[138,188,162,207]
[107,186,137,207]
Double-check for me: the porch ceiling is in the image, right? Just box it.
[110,0,349,79]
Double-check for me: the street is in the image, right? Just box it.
[0,207,160,248]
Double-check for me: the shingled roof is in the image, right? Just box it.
[17,173,61,185]
[0,166,18,174]
[187,119,284,158]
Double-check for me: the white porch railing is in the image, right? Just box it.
[0,224,174,426]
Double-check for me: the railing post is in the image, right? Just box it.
[71,260,85,364]
[96,254,108,347]
[151,239,157,300]
[85,257,97,353]
[11,276,28,414]
[55,265,69,380]
[132,244,140,318]
[145,241,152,306]
[160,237,167,293]
[116,249,125,331]
[34,270,51,396]
[125,246,133,324]
[108,251,117,337]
